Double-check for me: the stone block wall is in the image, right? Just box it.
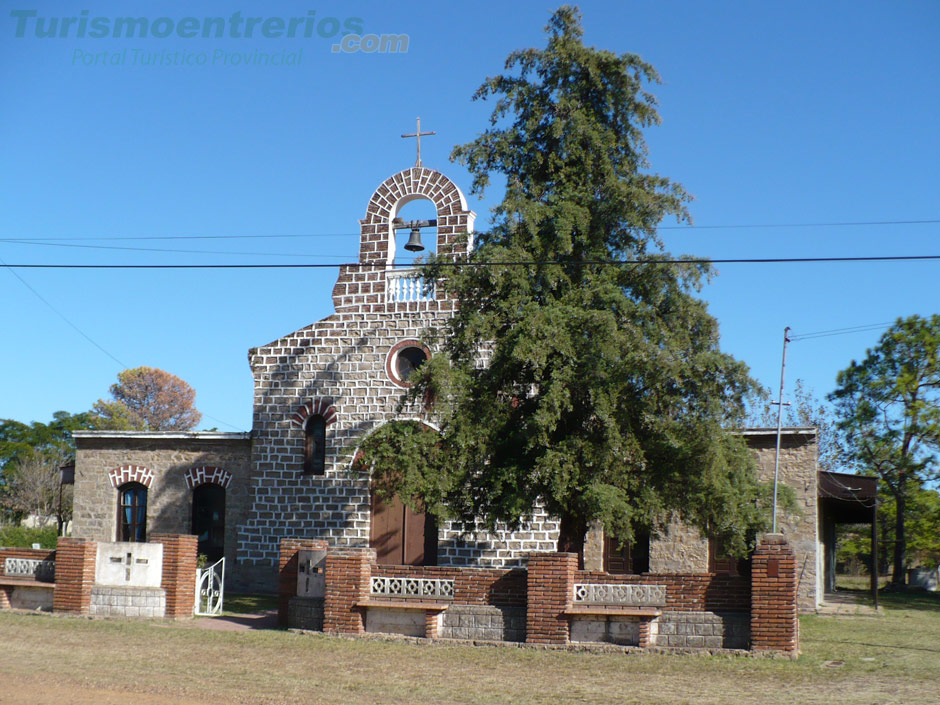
[655,611,749,649]
[90,586,165,618]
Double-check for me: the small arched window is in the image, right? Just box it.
[304,414,327,475]
[118,482,147,542]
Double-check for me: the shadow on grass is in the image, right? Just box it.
[809,635,940,654]
[223,593,279,615]
[837,588,940,613]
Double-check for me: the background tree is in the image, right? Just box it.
[0,449,70,530]
[92,367,202,431]
[364,7,766,559]
[829,315,940,586]
[747,378,844,472]
[0,411,91,527]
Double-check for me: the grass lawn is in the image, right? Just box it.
[1,589,938,705]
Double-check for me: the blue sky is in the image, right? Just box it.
[1,1,938,432]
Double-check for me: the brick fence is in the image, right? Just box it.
[279,533,799,653]
[2,535,198,619]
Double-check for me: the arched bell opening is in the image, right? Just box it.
[390,196,439,267]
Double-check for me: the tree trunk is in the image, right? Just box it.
[557,512,586,569]
[892,478,907,587]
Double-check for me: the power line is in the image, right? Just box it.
[0,255,128,368]
[4,254,940,269]
[0,218,936,242]
[0,239,351,259]
[658,219,940,230]
[790,322,895,341]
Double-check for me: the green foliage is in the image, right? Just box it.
[357,421,451,516]
[0,411,90,524]
[829,314,940,584]
[0,524,58,549]
[92,366,202,431]
[365,7,766,555]
[875,485,940,570]
[0,410,92,472]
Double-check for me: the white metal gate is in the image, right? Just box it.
[194,557,225,616]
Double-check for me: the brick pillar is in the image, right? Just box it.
[526,552,577,645]
[278,538,329,627]
[323,548,372,634]
[53,537,97,615]
[751,533,799,652]
[0,587,11,609]
[151,534,198,619]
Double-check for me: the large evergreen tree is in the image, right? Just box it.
[365,7,765,557]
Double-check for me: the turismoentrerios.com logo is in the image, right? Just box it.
[8,9,409,53]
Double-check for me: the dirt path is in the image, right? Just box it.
[0,676,210,705]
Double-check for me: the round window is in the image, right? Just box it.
[387,341,430,387]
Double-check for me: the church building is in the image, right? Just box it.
[71,159,823,608]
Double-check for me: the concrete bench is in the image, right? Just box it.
[0,576,56,611]
[563,605,662,647]
[355,598,450,638]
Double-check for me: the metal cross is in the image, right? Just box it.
[401,117,436,167]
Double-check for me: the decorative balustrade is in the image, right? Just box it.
[386,269,435,303]
[371,576,454,600]
[572,583,666,607]
[4,557,56,582]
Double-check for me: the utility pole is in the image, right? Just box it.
[771,326,792,534]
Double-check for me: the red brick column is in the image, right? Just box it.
[323,548,372,634]
[278,538,329,627]
[526,552,577,645]
[751,534,799,652]
[151,534,198,619]
[53,537,97,615]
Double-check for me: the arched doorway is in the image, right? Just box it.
[191,483,225,563]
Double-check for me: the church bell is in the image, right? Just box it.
[404,227,425,252]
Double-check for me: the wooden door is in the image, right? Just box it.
[370,490,437,566]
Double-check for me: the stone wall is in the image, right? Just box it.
[90,586,165,618]
[72,432,254,590]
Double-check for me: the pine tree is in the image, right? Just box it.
[365,7,765,558]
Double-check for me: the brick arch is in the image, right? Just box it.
[184,466,232,490]
[108,465,153,489]
[290,398,338,428]
[357,166,476,264]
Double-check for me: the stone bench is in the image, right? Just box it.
[355,598,450,639]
